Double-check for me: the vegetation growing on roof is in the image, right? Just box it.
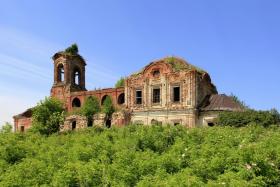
[64,43,79,55]
[115,77,125,88]
[166,56,187,71]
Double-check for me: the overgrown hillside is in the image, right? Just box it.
[1,125,280,186]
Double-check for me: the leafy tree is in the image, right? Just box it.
[102,96,114,117]
[0,122,12,133]
[65,43,79,55]
[31,97,65,135]
[81,96,100,119]
[115,77,125,88]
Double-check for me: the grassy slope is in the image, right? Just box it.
[0,125,280,186]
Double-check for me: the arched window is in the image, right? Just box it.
[117,93,125,105]
[101,95,109,105]
[72,98,81,108]
[73,67,81,85]
[57,64,64,82]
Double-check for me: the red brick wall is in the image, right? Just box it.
[67,87,125,111]
[14,117,32,132]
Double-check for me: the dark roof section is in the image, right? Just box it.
[202,94,243,111]
[13,108,33,119]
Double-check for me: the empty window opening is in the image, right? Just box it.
[208,122,215,127]
[106,119,111,128]
[57,64,64,82]
[152,69,160,77]
[72,98,81,108]
[153,88,160,103]
[133,120,144,125]
[101,95,109,105]
[20,126,24,132]
[117,93,125,105]
[72,121,76,130]
[136,90,142,104]
[151,119,162,125]
[87,119,93,127]
[173,86,180,102]
[174,122,180,126]
[73,68,81,85]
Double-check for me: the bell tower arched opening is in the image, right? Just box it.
[73,67,81,86]
[57,64,64,82]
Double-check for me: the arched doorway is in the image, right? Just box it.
[105,119,111,128]
[72,121,76,130]
[87,118,93,127]
[72,98,81,108]
[117,93,125,105]
[101,95,109,105]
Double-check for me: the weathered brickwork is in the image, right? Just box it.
[61,115,87,131]
[14,51,242,132]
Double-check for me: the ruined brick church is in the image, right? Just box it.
[14,48,242,132]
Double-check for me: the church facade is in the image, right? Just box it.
[14,50,242,132]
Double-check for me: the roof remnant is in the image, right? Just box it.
[13,108,33,119]
[202,94,244,111]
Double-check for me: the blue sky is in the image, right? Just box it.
[0,0,280,125]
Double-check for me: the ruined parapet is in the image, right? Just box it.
[111,110,131,127]
[61,115,87,131]
[93,113,106,127]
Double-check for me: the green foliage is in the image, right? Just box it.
[115,77,125,88]
[230,93,249,109]
[102,96,114,117]
[31,97,65,135]
[65,43,79,55]
[0,122,12,133]
[80,96,100,119]
[0,125,280,186]
[166,56,186,71]
[216,109,280,127]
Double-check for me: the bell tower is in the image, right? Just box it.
[51,47,87,102]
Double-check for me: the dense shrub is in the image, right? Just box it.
[0,125,280,186]
[80,96,100,119]
[216,109,280,127]
[102,96,114,117]
[64,43,79,55]
[115,77,125,88]
[0,123,12,133]
[31,97,65,135]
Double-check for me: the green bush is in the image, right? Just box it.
[31,97,65,135]
[80,96,100,119]
[0,123,12,133]
[102,96,114,117]
[64,43,79,55]
[0,125,280,186]
[115,77,125,88]
[216,110,280,127]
